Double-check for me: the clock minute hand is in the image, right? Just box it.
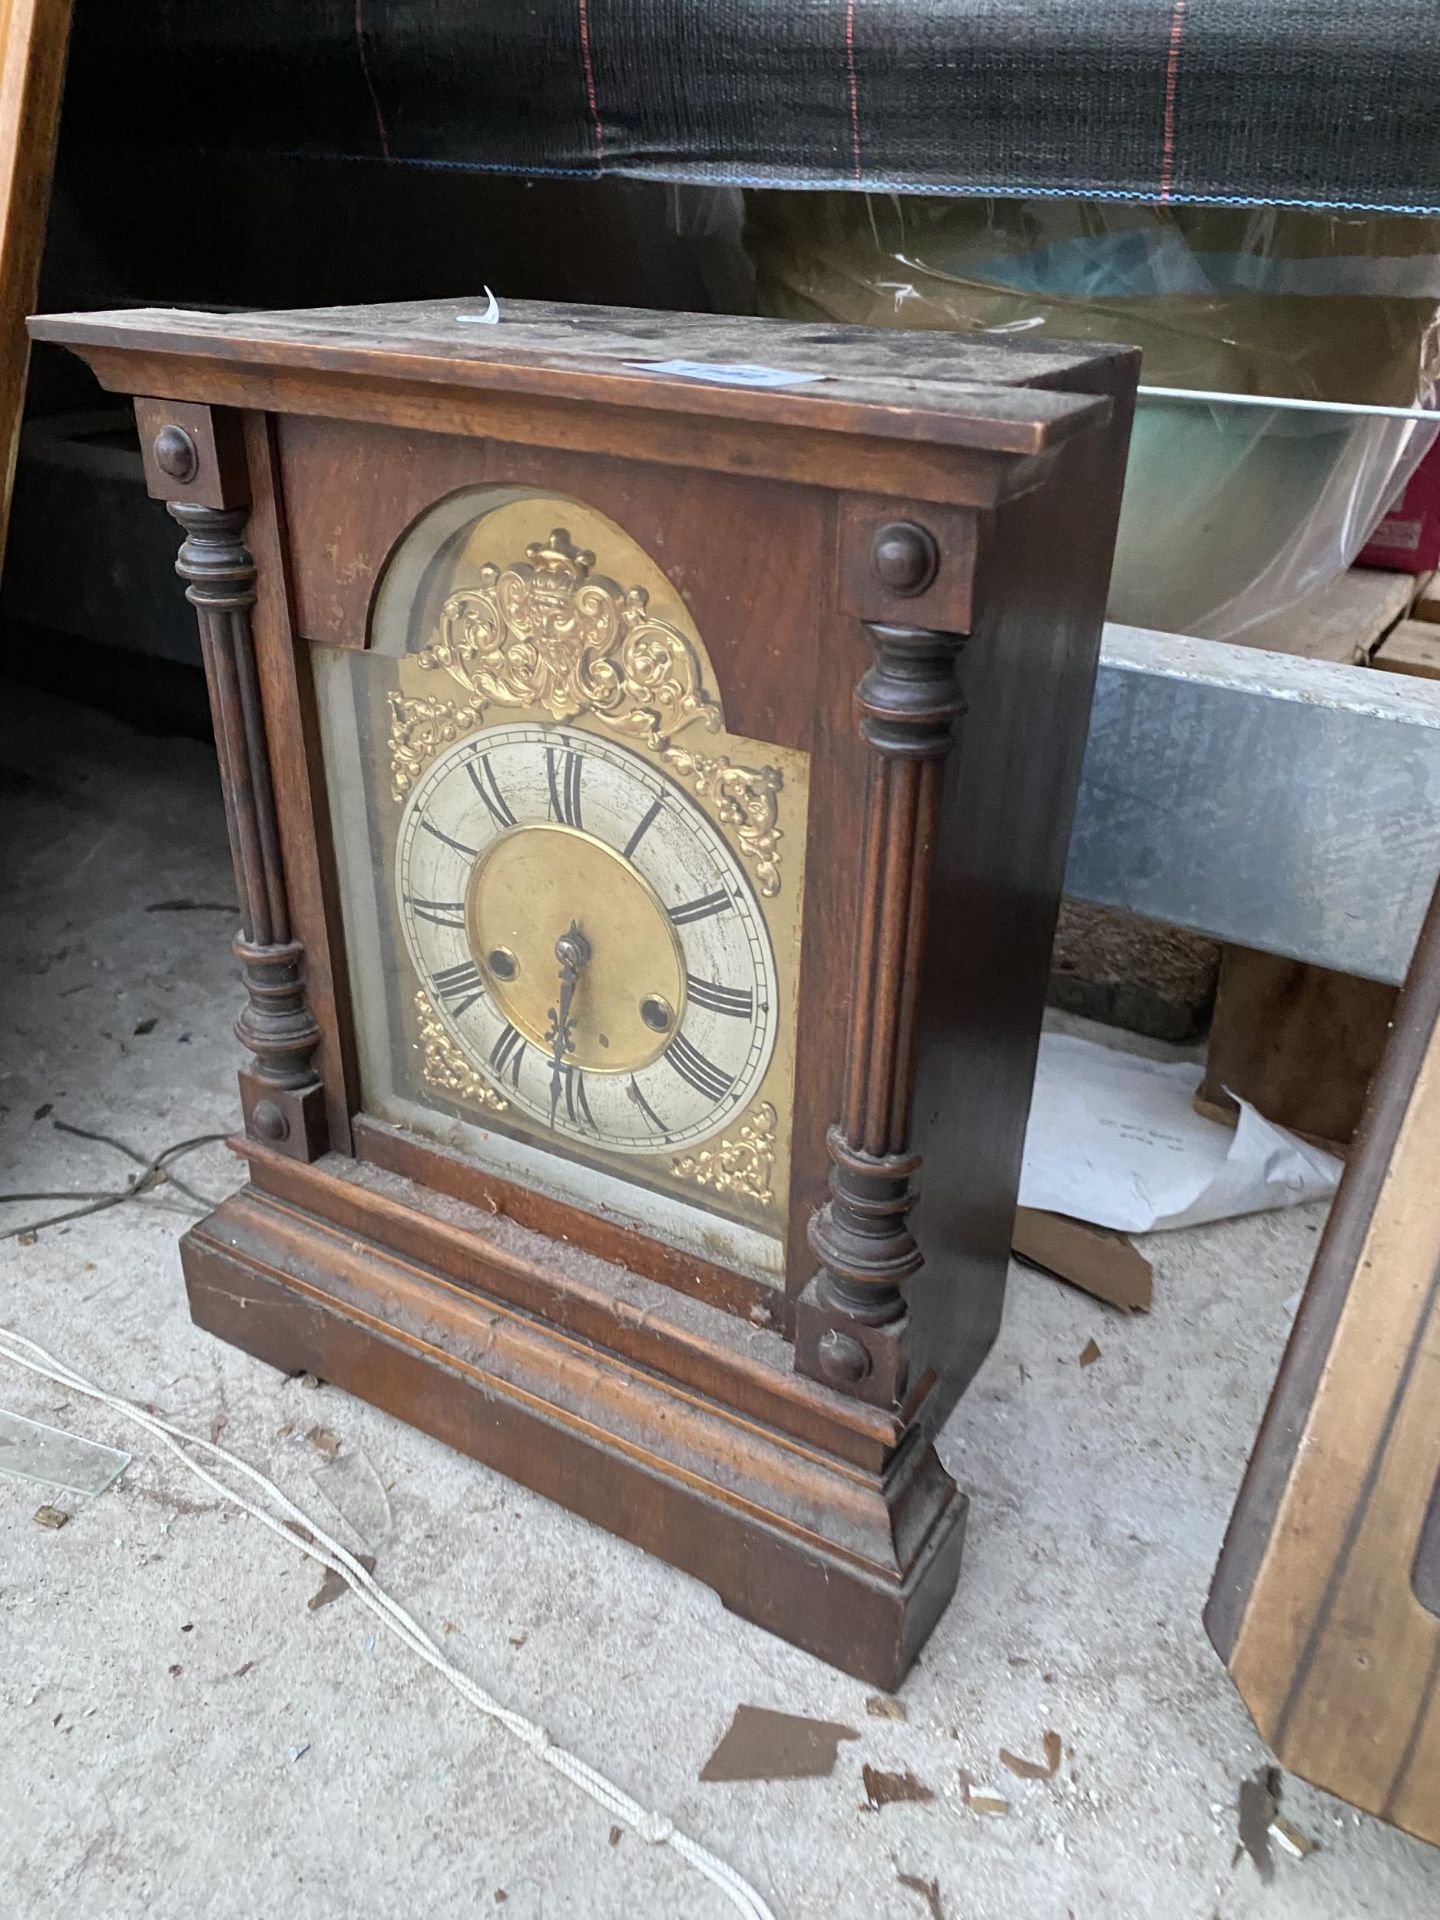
[546,920,591,1129]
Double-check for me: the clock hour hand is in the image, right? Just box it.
[545,920,591,1128]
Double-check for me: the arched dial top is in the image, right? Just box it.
[396,722,778,1154]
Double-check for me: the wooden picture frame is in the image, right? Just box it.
[0,0,69,568]
[1209,877,1440,1846]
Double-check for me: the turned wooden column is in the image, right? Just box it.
[796,527,967,1408]
[140,401,327,1160]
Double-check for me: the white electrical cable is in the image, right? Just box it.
[0,1324,776,1920]
[1137,383,1440,423]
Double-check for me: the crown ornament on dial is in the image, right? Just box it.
[417,527,722,749]
[388,527,786,896]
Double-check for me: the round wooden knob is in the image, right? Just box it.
[250,1099,289,1143]
[816,1328,871,1385]
[153,425,199,483]
[871,521,938,596]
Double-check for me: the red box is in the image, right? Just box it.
[1358,434,1440,573]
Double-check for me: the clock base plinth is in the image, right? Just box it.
[178,1172,966,1689]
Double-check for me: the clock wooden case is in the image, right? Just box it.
[31,299,1136,1686]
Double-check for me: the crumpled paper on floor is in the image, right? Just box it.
[1019,1032,1343,1233]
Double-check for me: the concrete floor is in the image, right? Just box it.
[2,680,1437,1920]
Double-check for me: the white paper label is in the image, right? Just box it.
[629,359,826,390]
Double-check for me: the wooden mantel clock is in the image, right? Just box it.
[32,299,1135,1685]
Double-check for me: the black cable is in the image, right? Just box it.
[1,1131,229,1242]
[51,1117,221,1210]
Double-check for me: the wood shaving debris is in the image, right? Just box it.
[1270,1813,1320,1860]
[1079,1338,1102,1367]
[1237,1765,1282,1883]
[305,1425,341,1458]
[897,1871,945,1918]
[33,1506,69,1529]
[308,1553,377,1610]
[866,1694,908,1721]
[959,1769,1010,1817]
[998,1730,1063,1780]
[862,1765,934,1809]
[608,1827,623,1847]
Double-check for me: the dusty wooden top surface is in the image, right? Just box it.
[30,296,1133,457]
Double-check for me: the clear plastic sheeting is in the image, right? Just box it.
[748,196,1440,638]
[1113,403,1436,637]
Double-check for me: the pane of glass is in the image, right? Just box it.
[0,1409,130,1498]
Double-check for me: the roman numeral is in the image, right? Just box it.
[562,1064,597,1133]
[489,1023,527,1087]
[685,974,753,1019]
[406,896,466,929]
[431,959,485,1019]
[626,1076,670,1139]
[623,796,663,860]
[664,1032,735,1105]
[668,889,731,927]
[546,743,584,829]
[420,816,478,859]
[467,755,516,830]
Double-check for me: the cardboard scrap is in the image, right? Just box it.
[699,1705,859,1783]
[1012,1207,1152,1313]
[862,1765,934,1809]
[1079,1338,1102,1368]
[998,1730,1063,1781]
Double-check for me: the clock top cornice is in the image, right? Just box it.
[30,298,1135,508]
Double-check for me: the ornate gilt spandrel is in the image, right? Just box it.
[413,989,508,1114]
[671,1103,777,1206]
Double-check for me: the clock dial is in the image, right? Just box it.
[396,722,778,1152]
[314,487,810,1283]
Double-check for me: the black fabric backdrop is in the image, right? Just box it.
[65,1,1440,214]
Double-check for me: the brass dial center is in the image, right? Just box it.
[465,824,686,1074]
